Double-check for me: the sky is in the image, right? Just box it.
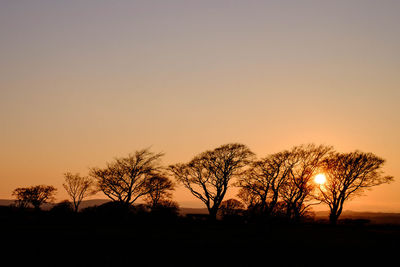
[1,0,399,211]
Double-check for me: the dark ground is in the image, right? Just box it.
[1,215,399,267]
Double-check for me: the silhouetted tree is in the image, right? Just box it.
[90,149,164,206]
[316,151,393,225]
[143,174,175,209]
[279,144,332,221]
[12,185,57,211]
[219,198,245,218]
[170,143,254,220]
[237,150,294,217]
[149,199,180,218]
[63,172,97,212]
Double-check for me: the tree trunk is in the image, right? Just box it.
[209,208,218,221]
[286,205,292,220]
[330,201,344,225]
[329,213,338,225]
[329,210,339,225]
[33,204,41,212]
[73,201,79,213]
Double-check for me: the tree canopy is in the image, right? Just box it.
[12,185,57,210]
[316,151,393,224]
[90,149,164,205]
[63,172,96,212]
[170,143,254,219]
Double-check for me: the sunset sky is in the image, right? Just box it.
[1,1,399,211]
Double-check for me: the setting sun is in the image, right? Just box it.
[314,173,327,185]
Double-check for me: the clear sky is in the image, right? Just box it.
[1,0,399,211]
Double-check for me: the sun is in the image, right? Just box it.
[314,173,327,185]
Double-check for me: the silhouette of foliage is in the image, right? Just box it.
[63,172,96,212]
[12,185,57,211]
[279,144,332,221]
[149,199,180,219]
[50,200,74,215]
[219,198,245,219]
[143,174,175,209]
[170,143,254,220]
[81,201,135,221]
[237,150,294,218]
[316,151,393,224]
[237,144,332,221]
[90,149,164,205]
[5,143,394,227]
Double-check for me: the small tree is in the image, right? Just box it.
[219,198,245,218]
[50,200,74,215]
[316,151,393,225]
[170,143,254,220]
[90,149,164,205]
[12,185,57,211]
[63,172,96,212]
[143,174,175,209]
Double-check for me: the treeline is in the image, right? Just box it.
[10,143,393,225]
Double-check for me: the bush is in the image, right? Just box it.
[50,200,74,215]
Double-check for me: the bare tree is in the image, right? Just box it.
[90,149,164,205]
[279,144,333,221]
[63,172,96,212]
[170,143,254,220]
[12,185,57,211]
[143,174,175,208]
[316,151,393,224]
[237,150,293,217]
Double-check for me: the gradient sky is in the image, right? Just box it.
[1,0,399,211]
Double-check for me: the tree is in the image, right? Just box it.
[237,150,293,217]
[90,149,164,206]
[12,185,57,211]
[143,174,175,208]
[316,151,393,225]
[63,172,97,212]
[147,199,180,218]
[170,143,254,220]
[219,198,245,218]
[279,144,333,221]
